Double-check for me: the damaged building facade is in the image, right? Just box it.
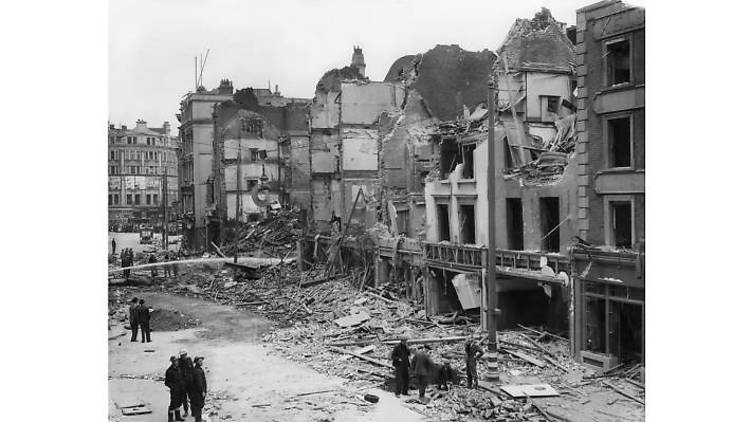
[309,48,405,233]
[421,11,578,336]
[570,0,645,370]
[207,103,286,245]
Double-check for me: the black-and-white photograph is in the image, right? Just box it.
[104,1,646,421]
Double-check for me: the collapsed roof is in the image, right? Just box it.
[497,8,575,73]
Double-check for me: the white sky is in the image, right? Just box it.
[109,0,645,130]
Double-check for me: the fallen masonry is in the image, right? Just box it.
[109,261,645,422]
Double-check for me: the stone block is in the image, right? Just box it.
[578,175,590,186]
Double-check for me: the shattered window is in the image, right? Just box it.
[610,201,633,249]
[608,116,632,168]
[606,39,631,86]
[461,143,476,179]
[439,138,460,179]
[126,194,132,205]
[540,96,561,122]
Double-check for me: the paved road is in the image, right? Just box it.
[108,292,424,422]
[109,232,181,255]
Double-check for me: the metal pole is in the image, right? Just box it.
[235,147,241,263]
[163,168,168,249]
[485,77,499,381]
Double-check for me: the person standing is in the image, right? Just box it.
[164,251,173,278]
[189,356,207,422]
[390,336,411,397]
[136,299,151,343]
[410,349,434,401]
[165,356,185,421]
[148,253,158,278]
[128,297,139,342]
[112,238,117,256]
[121,249,130,282]
[178,350,194,417]
[465,336,484,389]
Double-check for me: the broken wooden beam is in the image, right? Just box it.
[328,346,391,368]
[517,324,567,342]
[602,380,645,405]
[364,291,398,304]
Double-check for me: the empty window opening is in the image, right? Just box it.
[134,194,141,205]
[504,137,515,169]
[108,194,112,206]
[608,117,631,168]
[146,194,151,205]
[126,194,133,205]
[437,204,450,241]
[540,197,560,252]
[246,179,258,191]
[461,143,476,179]
[459,204,476,244]
[153,194,158,204]
[114,194,119,205]
[606,39,631,85]
[540,96,561,122]
[506,198,524,250]
[439,138,461,179]
[396,210,409,236]
[610,201,632,248]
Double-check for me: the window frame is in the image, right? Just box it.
[603,35,634,88]
[603,195,635,249]
[603,112,635,170]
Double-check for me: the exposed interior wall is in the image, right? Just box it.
[341,82,405,124]
[496,282,569,333]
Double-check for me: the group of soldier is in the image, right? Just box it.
[128,297,151,343]
[390,335,484,400]
[165,349,207,422]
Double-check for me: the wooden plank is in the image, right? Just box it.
[500,384,559,398]
[328,346,391,368]
[503,349,547,367]
[602,380,645,405]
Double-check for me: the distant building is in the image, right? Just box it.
[108,120,178,230]
[571,0,645,368]
[177,79,235,249]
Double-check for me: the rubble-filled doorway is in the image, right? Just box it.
[609,301,644,364]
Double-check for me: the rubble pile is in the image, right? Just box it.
[221,209,304,258]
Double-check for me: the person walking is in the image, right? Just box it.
[410,349,434,401]
[136,299,151,343]
[165,356,186,421]
[188,356,207,422]
[390,335,411,397]
[178,350,194,417]
[465,336,484,389]
[128,297,139,342]
[112,238,117,256]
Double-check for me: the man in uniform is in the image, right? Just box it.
[390,335,411,397]
[465,336,484,389]
[165,356,185,421]
[189,356,207,422]
[136,299,151,343]
[410,348,435,401]
[178,350,194,417]
[128,297,139,342]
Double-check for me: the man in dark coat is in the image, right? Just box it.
[148,253,158,278]
[128,297,139,342]
[165,356,185,421]
[178,350,194,416]
[411,349,435,400]
[465,336,484,389]
[164,251,173,277]
[121,249,130,281]
[189,356,207,422]
[136,299,151,343]
[390,336,411,397]
[112,238,117,256]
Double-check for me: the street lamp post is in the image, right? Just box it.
[485,76,499,382]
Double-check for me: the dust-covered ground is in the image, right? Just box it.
[108,290,424,422]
